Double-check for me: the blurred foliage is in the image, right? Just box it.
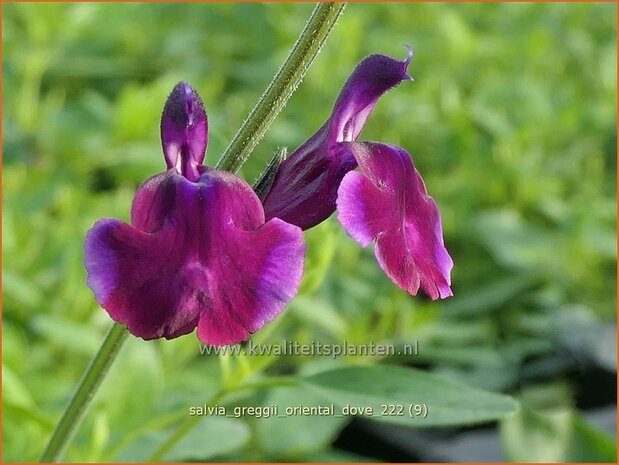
[2,2,616,463]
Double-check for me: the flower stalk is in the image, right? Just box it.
[216,2,346,173]
[39,3,345,461]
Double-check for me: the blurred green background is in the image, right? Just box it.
[2,2,617,463]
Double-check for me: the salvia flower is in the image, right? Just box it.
[84,82,306,346]
[263,49,413,230]
[337,142,453,299]
[263,49,453,300]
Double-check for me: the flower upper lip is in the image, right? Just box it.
[161,81,209,182]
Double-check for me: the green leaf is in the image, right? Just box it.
[256,386,348,458]
[442,274,535,316]
[298,219,338,294]
[2,270,45,310]
[434,363,518,392]
[290,296,347,339]
[2,365,54,429]
[2,364,35,409]
[415,345,504,367]
[302,365,518,427]
[32,315,102,356]
[164,417,250,461]
[567,413,618,462]
[304,450,380,463]
[501,405,617,462]
[91,336,164,438]
[115,431,169,462]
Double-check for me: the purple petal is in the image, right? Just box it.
[336,142,453,300]
[328,47,413,144]
[84,170,306,345]
[161,81,208,182]
[130,170,178,233]
[84,217,203,339]
[262,127,357,230]
[197,217,306,346]
[263,50,412,230]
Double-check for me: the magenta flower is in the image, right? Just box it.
[84,82,306,346]
[263,50,413,230]
[337,143,453,299]
[263,50,453,300]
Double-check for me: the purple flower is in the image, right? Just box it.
[337,143,453,300]
[263,50,413,230]
[84,82,306,346]
[263,50,453,300]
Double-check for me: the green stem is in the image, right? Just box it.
[39,323,128,462]
[39,3,346,462]
[148,376,299,462]
[216,2,346,173]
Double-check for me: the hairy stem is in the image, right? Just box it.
[216,2,346,173]
[39,3,346,462]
